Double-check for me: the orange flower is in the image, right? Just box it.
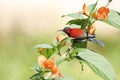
[78,3,89,16]
[56,34,66,42]
[38,48,49,54]
[38,55,47,68]
[38,48,44,53]
[92,12,100,20]
[38,56,62,79]
[98,7,109,20]
[93,7,109,20]
[87,23,96,35]
[56,34,66,46]
[83,3,89,16]
[51,65,62,79]
[43,58,54,69]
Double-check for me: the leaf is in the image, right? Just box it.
[31,64,40,73]
[29,73,40,80]
[40,48,54,59]
[57,37,71,48]
[35,44,54,58]
[66,18,90,29]
[69,24,81,28]
[34,44,53,49]
[71,39,87,48]
[62,13,87,19]
[88,1,98,15]
[55,58,65,66]
[77,49,116,80]
[104,10,120,30]
[52,39,58,46]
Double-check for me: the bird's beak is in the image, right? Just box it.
[57,29,63,32]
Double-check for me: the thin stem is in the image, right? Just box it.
[61,46,72,58]
[57,46,61,56]
[105,0,112,7]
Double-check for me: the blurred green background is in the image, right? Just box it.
[0,0,120,80]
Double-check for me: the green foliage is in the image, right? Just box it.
[62,13,87,19]
[88,1,98,15]
[57,37,71,48]
[30,0,118,80]
[77,49,116,80]
[69,24,81,28]
[34,44,53,49]
[104,10,120,30]
[29,65,45,80]
[41,49,54,59]
[29,73,42,80]
[35,44,54,58]
[71,39,87,48]
[31,64,40,73]
[52,39,58,47]
[66,18,91,29]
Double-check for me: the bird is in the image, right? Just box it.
[60,27,104,47]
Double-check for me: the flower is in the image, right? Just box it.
[38,48,49,54]
[78,3,89,16]
[43,58,54,69]
[92,12,100,20]
[86,23,96,35]
[93,7,109,20]
[82,3,90,16]
[38,55,47,68]
[38,48,44,53]
[56,34,66,46]
[51,65,62,79]
[38,55,62,79]
[56,34,66,42]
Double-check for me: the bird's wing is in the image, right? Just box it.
[89,38,105,47]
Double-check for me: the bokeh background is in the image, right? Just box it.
[0,0,120,80]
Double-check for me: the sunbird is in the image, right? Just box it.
[60,27,104,47]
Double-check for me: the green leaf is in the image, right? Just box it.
[35,44,54,58]
[104,10,120,30]
[31,64,40,73]
[77,49,116,80]
[29,65,44,80]
[71,39,87,48]
[88,1,98,15]
[29,73,40,80]
[40,48,54,59]
[55,58,65,66]
[52,39,58,46]
[69,24,81,28]
[62,13,87,19]
[57,37,71,48]
[66,18,90,29]
[34,44,53,49]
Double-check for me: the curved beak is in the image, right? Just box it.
[57,29,63,32]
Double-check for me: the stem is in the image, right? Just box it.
[57,46,61,56]
[61,46,72,58]
[105,0,112,7]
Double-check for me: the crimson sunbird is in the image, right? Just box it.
[60,27,104,47]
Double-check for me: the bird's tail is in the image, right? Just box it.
[89,38,105,47]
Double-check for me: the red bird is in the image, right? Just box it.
[61,27,104,47]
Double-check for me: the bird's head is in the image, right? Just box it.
[59,27,71,34]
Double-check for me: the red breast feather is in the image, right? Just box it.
[70,28,83,38]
